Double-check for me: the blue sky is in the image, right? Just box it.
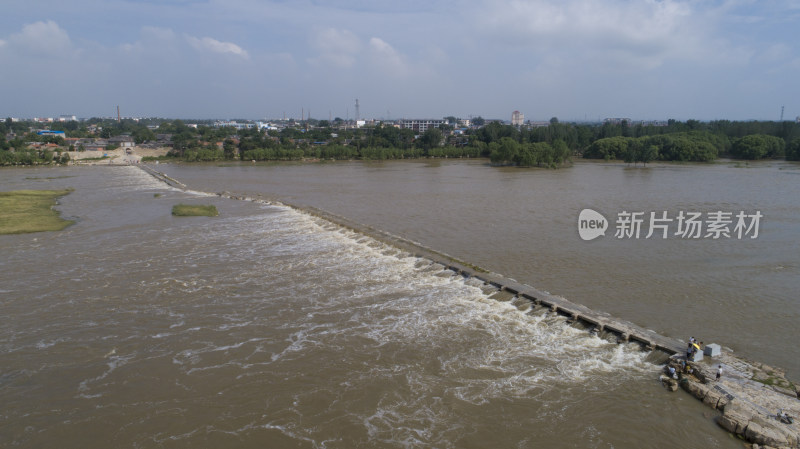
[1,0,798,121]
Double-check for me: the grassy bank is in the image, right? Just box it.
[171,204,219,217]
[0,189,75,234]
[141,155,177,162]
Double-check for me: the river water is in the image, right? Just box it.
[1,160,797,448]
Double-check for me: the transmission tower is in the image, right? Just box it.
[780,106,785,121]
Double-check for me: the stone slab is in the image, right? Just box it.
[704,343,721,357]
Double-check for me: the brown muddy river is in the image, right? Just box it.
[1,159,798,448]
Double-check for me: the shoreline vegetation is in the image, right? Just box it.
[171,204,219,217]
[0,189,74,234]
[3,117,800,167]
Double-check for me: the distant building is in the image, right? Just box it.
[108,135,134,148]
[37,130,66,138]
[511,110,524,126]
[214,121,255,130]
[84,139,107,151]
[398,119,446,134]
[58,115,77,122]
[256,121,278,131]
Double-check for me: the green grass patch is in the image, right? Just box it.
[752,369,795,390]
[0,189,75,234]
[25,176,75,180]
[141,155,177,162]
[153,193,162,198]
[171,204,219,217]
[79,156,110,161]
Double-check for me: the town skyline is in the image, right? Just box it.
[14,113,795,126]
[2,1,799,121]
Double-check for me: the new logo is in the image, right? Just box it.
[578,209,608,241]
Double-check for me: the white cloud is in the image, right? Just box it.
[7,20,73,56]
[120,26,178,55]
[308,28,362,68]
[368,37,408,76]
[476,0,709,69]
[186,36,249,59]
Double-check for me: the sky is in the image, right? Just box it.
[1,0,799,121]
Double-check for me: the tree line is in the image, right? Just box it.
[160,118,800,165]
[3,116,800,166]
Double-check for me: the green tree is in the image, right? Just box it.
[730,134,785,159]
[786,138,800,161]
[623,138,639,164]
[552,139,571,162]
[584,136,628,160]
[489,137,520,165]
[418,128,443,151]
[132,127,156,144]
[223,139,238,159]
[640,145,658,165]
[517,143,539,166]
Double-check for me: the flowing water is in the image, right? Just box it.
[160,160,800,377]
[1,160,797,448]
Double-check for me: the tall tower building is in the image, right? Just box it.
[511,110,524,126]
